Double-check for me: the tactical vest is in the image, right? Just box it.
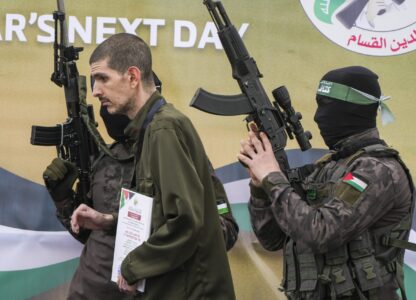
[282,144,415,300]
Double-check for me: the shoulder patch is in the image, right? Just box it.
[342,172,368,192]
[335,172,369,206]
[217,203,229,215]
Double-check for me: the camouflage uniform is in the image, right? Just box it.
[55,141,135,300]
[249,128,414,299]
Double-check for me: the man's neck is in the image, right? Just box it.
[127,87,157,119]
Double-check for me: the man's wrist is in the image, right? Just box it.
[261,171,290,196]
[101,213,115,229]
[103,212,118,235]
[249,180,271,207]
[50,189,74,203]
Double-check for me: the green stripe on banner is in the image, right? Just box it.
[404,264,416,300]
[0,258,79,300]
[231,203,251,232]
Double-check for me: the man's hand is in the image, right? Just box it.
[43,158,78,202]
[238,131,281,186]
[71,204,114,233]
[117,275,139,295]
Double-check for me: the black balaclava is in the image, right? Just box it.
[100,107,131,142]
[98,71,162,142]
[314,66,380,149]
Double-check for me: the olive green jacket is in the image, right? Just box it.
[121,92,235,300]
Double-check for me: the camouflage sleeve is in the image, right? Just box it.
[53,194,91,244]
[219,214,239,251]
[211,172,239,251]
[248,181,286,251]
[262,156,411,253]
[103,212,118,236]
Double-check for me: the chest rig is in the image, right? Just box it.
[282,140,415,300]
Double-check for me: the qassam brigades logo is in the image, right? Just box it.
[300,0,416,56]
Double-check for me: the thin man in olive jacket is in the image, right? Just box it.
[70,33,236,299]
[43,76,238,299]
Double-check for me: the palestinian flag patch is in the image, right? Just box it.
[342,172,368,192]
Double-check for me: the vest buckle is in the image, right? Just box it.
[362,262,377,280]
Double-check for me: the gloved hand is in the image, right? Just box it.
[43,158,78,202]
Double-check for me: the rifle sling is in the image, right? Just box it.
[130,98,167,188]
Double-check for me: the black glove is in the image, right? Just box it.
[43,158,78,202]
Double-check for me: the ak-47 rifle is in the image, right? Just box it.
[30,0,99,205]
[191,0,312,180]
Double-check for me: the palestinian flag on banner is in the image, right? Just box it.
[342,172,368,192]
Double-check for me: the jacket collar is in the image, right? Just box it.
[124,91,163,141]
[332,128,380,151]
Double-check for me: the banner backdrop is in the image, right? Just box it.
[0,1,415,299]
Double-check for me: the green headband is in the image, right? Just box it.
[316,80,395,125]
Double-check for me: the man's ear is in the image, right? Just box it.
[127,66,141,88]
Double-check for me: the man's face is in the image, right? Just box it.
[90,59,135,116]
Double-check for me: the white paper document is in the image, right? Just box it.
[111,187,153,292]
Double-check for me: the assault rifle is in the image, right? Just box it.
[30,0,99,205]
[191,0,312,178]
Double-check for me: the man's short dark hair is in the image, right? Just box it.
[89,33,154,86]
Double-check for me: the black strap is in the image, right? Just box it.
[130,98,166,187]
[136,98,166,160]
[287,138,386,182]
[381,235,416,252]
[331,138,386,161]
[287,164,316,183]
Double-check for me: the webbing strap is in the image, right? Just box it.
[297,252,318,291]
[331,138,386,161]
[287,164,316,183]
[382,237,416,251]
[136,98,166,161]
[130,98,166,188]
[285,240,297,291]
